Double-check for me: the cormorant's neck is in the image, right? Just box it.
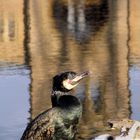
[51,90,69,107]
[51,90,81,109]
[58,95,81,109]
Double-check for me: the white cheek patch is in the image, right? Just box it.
[63,80,78,90]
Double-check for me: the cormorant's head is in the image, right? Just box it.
[53,71,89,92]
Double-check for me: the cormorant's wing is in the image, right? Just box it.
[21,108,61,140]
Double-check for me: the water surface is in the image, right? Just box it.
[0,0,140,139]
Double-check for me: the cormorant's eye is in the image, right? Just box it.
[108,122,113,128]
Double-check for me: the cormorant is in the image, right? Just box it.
[21,71,89,140]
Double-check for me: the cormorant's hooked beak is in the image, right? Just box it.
[70,71,90,85]
[63,71,90,90]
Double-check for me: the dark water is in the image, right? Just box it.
[0,0,140,139]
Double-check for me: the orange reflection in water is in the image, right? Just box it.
[0,0,140,139]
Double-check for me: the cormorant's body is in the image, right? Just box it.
[21,95,82,140]
[21,71,89,140]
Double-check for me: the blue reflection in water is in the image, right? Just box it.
[130,66,140,121]
[0,65,30,140]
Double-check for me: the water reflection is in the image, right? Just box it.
[0,0,25,64]
[0,0,30,140]
[28,0,130,139]
[0,65,30,140]
[53,0,109,43]
[0,0,140,139]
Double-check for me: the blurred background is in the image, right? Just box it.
[0,0,140,139]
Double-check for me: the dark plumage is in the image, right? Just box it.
[21,71,89,140]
